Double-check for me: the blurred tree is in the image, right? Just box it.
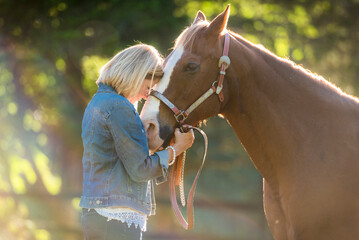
[0,0,186,239]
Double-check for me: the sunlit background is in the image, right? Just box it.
[1,0,358,239]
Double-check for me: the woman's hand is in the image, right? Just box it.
[172,125,195,156]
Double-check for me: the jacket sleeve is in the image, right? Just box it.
[108,103,169,183]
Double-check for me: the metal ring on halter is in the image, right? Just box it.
[218,55,231,69]
[175,111,188,121]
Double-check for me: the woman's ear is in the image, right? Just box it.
[205,5,230,38]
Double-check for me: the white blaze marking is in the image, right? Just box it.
[141,45,184,118]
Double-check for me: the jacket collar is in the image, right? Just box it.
[97,83,118,94]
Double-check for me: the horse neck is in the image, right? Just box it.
[221,35,356,184]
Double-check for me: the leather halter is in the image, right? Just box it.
[149,33,231,230]
[150,32,231,132]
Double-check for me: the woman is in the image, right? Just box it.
[80,44,194,240]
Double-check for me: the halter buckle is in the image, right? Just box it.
[175,111,189,124]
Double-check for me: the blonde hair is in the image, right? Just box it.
[96,44,163,98]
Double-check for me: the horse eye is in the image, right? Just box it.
[183,62,199,73]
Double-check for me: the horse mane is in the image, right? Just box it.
[228,30,359,104]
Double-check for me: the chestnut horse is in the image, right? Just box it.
[140,6,359,240]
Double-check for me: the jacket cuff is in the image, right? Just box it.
[154,150,170,185]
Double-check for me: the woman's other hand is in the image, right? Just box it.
[172,125,195,156]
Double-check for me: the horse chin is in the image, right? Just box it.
[161,132,174,149]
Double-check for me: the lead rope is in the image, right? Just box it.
[179,150,186,206]
[170,126,208,230]
[173,150,186,206]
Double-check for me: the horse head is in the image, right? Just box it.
[140,6,232,152]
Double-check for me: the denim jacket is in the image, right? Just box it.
[79,83,169,215]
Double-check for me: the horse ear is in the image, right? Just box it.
[206,5,230,36]
[193,10,206,25]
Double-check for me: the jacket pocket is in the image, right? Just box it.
[126,175,146,200]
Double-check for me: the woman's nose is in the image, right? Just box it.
[144,93,149,100]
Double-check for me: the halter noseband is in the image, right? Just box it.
[150,33,231,132]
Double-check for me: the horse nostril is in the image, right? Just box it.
[145,122,157,140]
[147,123,154,133]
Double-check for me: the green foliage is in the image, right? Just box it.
[81,55,109,96]
[33,149,62,195]
[9,155,37,194]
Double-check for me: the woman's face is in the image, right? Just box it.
[128,79,158,103]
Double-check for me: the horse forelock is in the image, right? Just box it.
[174,21,209,51]
[154,22,209,97]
